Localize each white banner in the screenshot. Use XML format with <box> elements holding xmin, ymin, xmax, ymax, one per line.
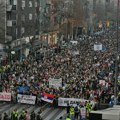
<box><xmin>72</xmin><ymin>51</ymin><xmax>79</xmax><ymax>55</ymax></box>
<box><xmin>70</xmin><ymin>41</ymin><xmax>78</xmax><ymax>44</ymax></box>
<box><xmin>94</xmin><ymin>44</ymin><xmax>102</xmax><ymax>51</ymax></box>
<box><xmin>58</xmin><ymin>98</ymin><xmax>88</xmax><ymax>107</ymax></box>
<box><xmin>0</xmin><ymin>92</ymin><xmax>11</xmax><ymax>101</ymax></box>
<box><xmin>49</xmin><ymin>78</ymin><xmax>62</xmax><ymax>88</ymax></box>
<box><xmin>17</xmin><ymin>94</ymin><xmax>36</xmax><ymax>105</ymax></box>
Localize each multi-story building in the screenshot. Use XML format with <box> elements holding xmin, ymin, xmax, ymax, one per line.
<box><xmin>6</xmin><ymin>0</ymin><xmax>39</xmax><ymax>44</ymax></box>
<box><xmin>82</xmin><ymin>0</ymin><xmax>117</xmax><ymax>33</ymax></box>
<box><xmin>0</xmin><ymin>0</ymin><xmax>7</xmax><ymax>59</ymax></box>
<box><xmin>4</xmin><ymin>0</ymin><xmax>40</xmax><ymax>59</ymax></box>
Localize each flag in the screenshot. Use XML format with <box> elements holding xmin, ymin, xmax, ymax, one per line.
<box><xmin>41</xmin><ymin>92</ymin><xmax>55</xmax><ymax>103</ymax></box>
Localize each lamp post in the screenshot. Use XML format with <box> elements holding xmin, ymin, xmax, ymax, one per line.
<box><xmin>11</xmin><ymin>51</ymin><xmax>15</xmax><ymax>64</ymax></box>
<box><xmin>114</xmin><ymin>0</ymin><xmax>119</xmax><ymax>104</ymax></box>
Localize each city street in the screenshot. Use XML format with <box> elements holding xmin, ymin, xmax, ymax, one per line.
<box><xmin>0</xmin><ymin>0</ymin><xmax>119</xmax><ymax>120</ymax></box>
<box><xmin>0</xmin><ymin>103</ymin><xmax>66</xmax><ymax>120</ymax></box>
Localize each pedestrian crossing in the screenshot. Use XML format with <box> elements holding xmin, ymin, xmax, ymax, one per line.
<box><xmin>0</xmin><ymin>103</ymin><xmax>66</xmax><ymax>120</ymax></box>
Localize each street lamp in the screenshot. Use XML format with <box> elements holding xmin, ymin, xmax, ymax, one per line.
<box><xmin>11</xmin><ymin>51</ymin><xmax>15</xmax><ymax>55</ymax></box>
<box><xmin>11</xmin><ymin>51</ymin><xmax>15</xmax><ymax>64</ymax></box>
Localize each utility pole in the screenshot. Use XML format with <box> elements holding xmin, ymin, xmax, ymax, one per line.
<box><xmin>114</xmin><ymin>0</ymin><xmax>119</xmax><ymax>104</ymax></box>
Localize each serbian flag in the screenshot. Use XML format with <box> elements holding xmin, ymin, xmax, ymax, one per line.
<box><xmin>41</xmin><ymin>92</ymin><xmax>55</xmax><ymax>103</ymax></box>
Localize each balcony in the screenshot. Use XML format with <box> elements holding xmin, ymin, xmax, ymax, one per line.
<box><xmin>7</xmin><ymin>20</ymin><xmax>16</xmax><ymax>27</ymax></box>
<box><xmin>7</xmin><ymin>20</ymin><xmax>12</xmax><ymax>27</ymax></box>
<box><xmin>6</xmin><ymin>35</ymin><xmax>12</xmax><ymax>41</ymax></box>
<box><xmin>7</xmin><ymin>5</ymin><xmax>12</xmax><ymax>11</ymax></box>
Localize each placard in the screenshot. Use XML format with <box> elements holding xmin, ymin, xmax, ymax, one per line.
<box><xmin>0</xmin><ymin>92</ymin><xmax>11</xmax><ymax>101</ymax></box>
<box><xmin>17</xmin><ymin>94</ymin><xmax>36</xmax><ymax>104</ymax></box>
<box><xmin>58</xmin><ymin>98</ymin><xmax>88</xmax><ymax>107</ymax></box>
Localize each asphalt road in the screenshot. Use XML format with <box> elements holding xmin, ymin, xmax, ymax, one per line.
<box><xmin>0</xmin><ymin>103</ymin><xmax>66</xmax><ymax>120</ymax></box>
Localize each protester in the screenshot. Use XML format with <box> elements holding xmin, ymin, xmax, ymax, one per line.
<box><xmin>36</xmin><ymin>111</ymin><xmax>42</xmax><ymax>120</ymax></box>
<box><xmin>66</xmin><ymin>115</ymin><xmax>71</xmax><ymax>120</ymax></box>
<box><xmin>30</xmin><ymin>111</ymin><xmax>36</xmax><ymax>120</ymax></box>
<box><xmin>0</xmin><ymin>27</ymin><xmax>118</xmax><ymax>119</ymax></box>
<box><xmin>25</xmin><ymin>111</ymin><xmax>29</xmax><ymax>120</ymax></box>
<box><xmin>0</xmin><ymin>113</ymin><xmax>2</xmax><ymax>120</ymax></box>
<box><xmin>11</xmin><ymin>109</ymin><xmax>18</xmax><ymax>120</ymax></box>
<box><xmin>66</xmin><ymin>103</ymin><xmax>70</xmax><ymax>115</ymax></box>
<box><xmin>74</xmin><ymin>104</ymin><xmax>80</xmax><ymax>120</ymax></box>
<box><xmin>3</xmin><ymin>113</ymin><xmax>9</xmax><ymax>120</ymax></box>
<box><xmin>70</xmin><ymin>105</ymin><xmax>75</xmax><ymax>120</ymax></box>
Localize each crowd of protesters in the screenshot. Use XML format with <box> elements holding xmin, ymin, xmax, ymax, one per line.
<box><xmin>0</xmin><ymin>27</ymin><xmax>119</xmax><ymax>107</ymax></box>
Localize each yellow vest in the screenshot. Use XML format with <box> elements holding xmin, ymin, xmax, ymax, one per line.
<box><xmin>66</xmin><ymin>118</ymin><xmax>71</xmax><ymax>120</ymax></box>
<box><xmin>13</xmin><ymin>111</ymin><xmax>18</xmax><ymax>117</ymax></box>
<box><xmin>70</xmin><ymin>107</ymin><xmax>74</xmax><ymax>115</ymax></box>
<box><xmin>15</xmin><ymin>111</ymin><xmax>18</xmax><ymax>117</ymax></box>
<box><xmin>118</xmin><ymin>80</ymin><xmax>120</xmax><ymax>85</ymax></box>
<box><xmin>118</xmin><ymin>92</ymin><xmax>120</xmax><ymax>96</ymax></box>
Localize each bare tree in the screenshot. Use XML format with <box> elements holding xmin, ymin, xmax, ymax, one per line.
<box><xmin>0</xmin><ymin>0</ymin><xmax>5</xmax><ymax>44</ymax></box>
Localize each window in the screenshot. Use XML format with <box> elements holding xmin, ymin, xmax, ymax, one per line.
<box><xmin>21</xmin><ymin>27</ymin><xmax>25</xmax><ymax>34</ymax></box>
<box><xmin>6</xmin><ymin>0</ymin><xmax>10</xmax><ymax>5</ymax></box>
<box><xmin>29</xmin><ymin>1</ymin><xmax>32</xmax><ymax>7</ymax></box>
<box><xmin>35</xmin><ymin>2</ymin><xmax>37</xmax><ymax>7</ymax></box>
<box><xmin>21</xmin><ymin>14</ymin><xmax>25</xmax><ymax>21</ymax></box>
<box><xmin>10</xmin><ymin>0</ymin><xmax>13</xmax><ymax>5</ymax></box>
<box><xmin>16</xmin><ymin>28</ymin><xmax>17</xmax><ymax>35</ymax></box>
<box><xmin>6</xmin><ymin>0</ymin><xmax>13</xmax><ymax>5</ymax></box>
<box><xmin>22</xmin><ymin>0</ymin><xmax>25</xmax><ymax>8</ymax></box>
<box><xmin>29</xmin><ymin>13</ymin><xmax>32</xmax><ymax>20</ymax></box>
<box><xmin>13</xmin><ymin>0</ymin><xmax>17</xmax><ymax>5</ymax></box>
<box><xmin>7</xmin><ymin>13</ymin><xmax>12</xmax><ymax>20</ymax></box>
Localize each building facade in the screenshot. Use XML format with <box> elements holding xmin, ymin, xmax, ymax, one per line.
<box><xmin>6</xmin><ymin>0</ymin><xmax>39</xmax><ymax>46</ymax></box>
<box><xmin>0</xmin><ymin>0</ymin><xmax>6</xmax><ymax>45</ymax></box>
<box><xmin>82</xmin><ymin>0</ymin><xmax>117</xmax><ymax>34</ymax></box>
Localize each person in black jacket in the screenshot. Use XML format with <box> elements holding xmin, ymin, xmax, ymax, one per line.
<box><xmin>36</xmin><ymin>111</ymin><xmax>43</xmax><ymax>120</ymax></box>
<box><xmin>3</xmin><ymin>113</ymin><xmax>9</xmax><ymax>120</ymax></box>
<box><xmin>0</xmin><ymin>113</ymin><xmax>2</xmax><ymax>120</ymax></box>
<box><xmin>66</xmin><ymin>103</ymin><xmax>70</xmax><ymax>115</ymax></box>
<box><xmin>30</xmin><ymin>111</ymin><xmax>36</xmax><ymax>120</ymax></box>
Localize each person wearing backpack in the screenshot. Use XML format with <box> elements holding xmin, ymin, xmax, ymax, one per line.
<box><xmin>74</xmin><ymin>104</ymin><xmax>80</xmax><ymax>120</ymax></box>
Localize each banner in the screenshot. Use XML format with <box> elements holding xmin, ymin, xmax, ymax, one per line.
<box><xmin>72</xmin><ymin>51</ymin><xmax>79</xmax><ymax>55</ymax></box>
<box><xmin>41</xmin><ymin>92</ymin><xmax>54</xmax><ymax>103</ymax></box>
<box><xmin>94</xmin><ymin>44</ymin><xmax>102</xmax><ymax>51</ymax></box>
<box><xmin>58</xmin><ymin>98</ymin><xmax>88</xmax><ymax>107</ymax></box>
<box><xmin>70</xmin><ymin>41</ymin><xmax>78</xmax><ymax>44</ymax></box>
<box><xmin>0</xmin><ymin>92</ymin><xmax>11</xmax><ymax>101</ymax></box>
<box><xmin>17</xmin><ymin>94</ymin><xmax>36</xmax><ymax>105</ymax></box>
<box><xmin>49</xmin><ymin>78</ymin><xmax>62</xmax><ymax>88</ymax></box>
